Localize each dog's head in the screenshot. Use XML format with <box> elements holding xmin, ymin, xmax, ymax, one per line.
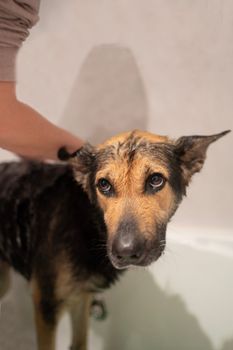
<box><xmin>58</xmin><ymin>130</ymin><xmax>230</xmax><ymax>269</ymax></box>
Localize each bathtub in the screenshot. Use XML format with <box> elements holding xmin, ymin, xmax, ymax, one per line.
<box><xmin>54</xmin><ymin>225</ymin><xmax>233</xmax><ymax>350</ymax></box>
<box><xmin>1</xmin><ymin>228</ymin><xmax>232</xmax><ymax>350</ymax></box>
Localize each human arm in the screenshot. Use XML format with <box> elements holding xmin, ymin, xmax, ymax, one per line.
<box><xmin>0</xmin><ymin>82</ymin><xmax>84</xmax><ymax>160</ymax></box>
<box><xmin>0</xmin><ymin>1</ymin><xmax>84</xmax><ymax>160</ymax></box>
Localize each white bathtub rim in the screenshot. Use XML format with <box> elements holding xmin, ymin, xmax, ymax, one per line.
<box><xmin>167</xmin><ymin>225</ymin><xmax>233</xmax><ymax>259</ymax></box>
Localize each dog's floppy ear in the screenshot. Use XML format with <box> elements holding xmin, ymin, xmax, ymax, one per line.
<box><xmin>58</xmin><ymin>143</ymin><xmax>96</xmax><ymax>189</ymax></box>
<box><xmin>175</xmin><ymin>130</ymin><xmax>230</xmax><ymax>185</ymax></box>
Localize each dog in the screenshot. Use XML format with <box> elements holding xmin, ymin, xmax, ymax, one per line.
<box><xmin>0</xmin><ymin>129</ymin><xmax>229</xmax><ymax>350</ymax></box>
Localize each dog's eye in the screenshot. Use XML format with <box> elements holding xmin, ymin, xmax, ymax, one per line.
<box><xmin>146</xmin><ymin>173</ymin><xmax>165</xmax><ymax>193</ymax></box>
<box><xmin>97</xmin><ymin>178</ymin><xmax>112</xmax><ymax>194</ymax></box>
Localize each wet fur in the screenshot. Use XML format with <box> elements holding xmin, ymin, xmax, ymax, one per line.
<box><xmin>0</xmin><ymin>162</ymin><xmax>121</xmax><ymax>349</ymax></box>
<box><xmin>0</xmin><ymin>129</ymin><xmax>229</xmax><ymax>350</ymax></box>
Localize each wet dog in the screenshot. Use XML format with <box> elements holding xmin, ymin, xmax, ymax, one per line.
<box><xmin>0</xmin><ymin>130</ymin><xmax>229</xmax><ymax>350</ymax></box>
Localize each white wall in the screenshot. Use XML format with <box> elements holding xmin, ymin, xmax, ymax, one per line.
<box><xmin>13</xmin><ymin>0</ymin><xmax>232</xmax><ymax>232</ymax></box>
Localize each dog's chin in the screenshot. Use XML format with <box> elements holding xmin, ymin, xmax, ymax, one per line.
<box><xmin>109</xmin><ymin>250</ymin><xmax>164</xmax><ymax>270</ymax></box>
<box><xmin>110</xmin><ymin>259</ymin><xmax>130</xmax><ymax>270</ymax></box>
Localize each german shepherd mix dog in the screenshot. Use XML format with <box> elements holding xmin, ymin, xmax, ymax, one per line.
<box><xmin>0</xmin><ymin>130</ymin><xmax>230</xmax><ymax>350</ymax></box>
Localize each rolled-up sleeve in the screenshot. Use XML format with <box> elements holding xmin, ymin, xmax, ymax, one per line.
<box><xmin>0</xmin><ymin>0</ymin><xmax>40</xmax><ymax>81</ymax></box>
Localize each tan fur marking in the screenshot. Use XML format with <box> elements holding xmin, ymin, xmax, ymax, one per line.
<box><xmin>34</xmin><ymin>310</ymin><xmax>56</xmax><ymax>350</ymax></box>
<box><xmin>69</xmin><ymin>293</ymin><xmax>93</xmax><ymax>350</ymax></box>
<box><xmin>131</xmin><ymin>186</ymin><xmax>176</xmax><ymax>238</ymax></box>
<box><xmin>95</xmin><ymin>142</ymin><xmax>176</xmax><ymax>240</ymax></box>
<box><xmin>55</xmin><ymin>253</ymin><xmax>74</xmax><ymax>301</ymax></box>
<box><xmin>31</xmin><ymin>277</ymin><xmax>41</xmax><ymax>305</ymax></box>
<box><xmin>31</xmin><ymin>278</ymin><xmax>56</xmax><ymax>350</ymax></box>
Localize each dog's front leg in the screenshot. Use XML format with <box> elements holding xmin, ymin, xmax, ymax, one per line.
<box><xmin>34</xmin><ymin>307</ymin><xmax>57</xmax><ymax>350</ymax></box>
<box><xmin>69</xmin><ymin>293</ymin><xmax>93</xmax><ymax>350</ymax></box>
<box><xmin>32</xmin><ymin>279</ymin><xmax>60</xmax><ymax>350</ymax></box>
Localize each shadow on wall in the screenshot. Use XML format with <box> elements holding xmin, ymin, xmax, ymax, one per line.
<box><xmin>60</xmin><ymin>44</ymin><xmax>148</xmax><ymax>144</ymax></box>
<box><xmin>92</xmin><ymin>269</ymin><xmax>232</xmax><ymax>350</ymax></box>
<box><xmin>221</xmin><ymin>339</ymin><xmax>233</xmax><ymax>350</ymax></box>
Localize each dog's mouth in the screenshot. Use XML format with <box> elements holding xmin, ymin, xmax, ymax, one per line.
<box><xmin>108</xmin><ymin>239</ymin><xmax>166</xmax><ymax>270</ymax></box>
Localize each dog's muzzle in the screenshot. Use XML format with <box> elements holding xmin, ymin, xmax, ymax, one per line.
<box><xmin>110</xmin><ymin>230</ymin><xmax>146</xmax><ymax>269</ymax></box>
<box><xmin>109</xmin><ymin>231</ymin><xmax>165</xmax><ymax>269</ymax></box>
<box><xmin>108</xmin><ymin>218</ymin><xmax>166</xmax><ymax>269</ymax></box>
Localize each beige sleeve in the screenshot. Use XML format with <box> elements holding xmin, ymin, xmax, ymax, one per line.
<box><xmin>0</xmin><ymin>0</ymin><xmax>40</xmax><ymax>81</ymax></box>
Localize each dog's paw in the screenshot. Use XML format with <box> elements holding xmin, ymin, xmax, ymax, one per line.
<box><xmin>90</xmin><ymin>298</ymin><xmax>108</xmax><ymax>321</ymax></box>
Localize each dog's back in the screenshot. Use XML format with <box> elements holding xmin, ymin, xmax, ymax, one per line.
<box><xmin>0</xmin><ymin>162</ymin><xmax>70</xmax><ymax>278</ymax></box>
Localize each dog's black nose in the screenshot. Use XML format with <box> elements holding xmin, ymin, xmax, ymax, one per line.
<box><xmin>111</xmin><ymin>231</ymin><xmax>145</xmax><ymax>267</ymax></box>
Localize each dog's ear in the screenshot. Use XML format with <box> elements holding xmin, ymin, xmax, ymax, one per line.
<box><xmin>58</xmin><ymin>143</ymin><xmax>96</xmax><ymax>189</ymax></box>
<box><xmin>175</xmin><ymin>130</ymin><xmax>230</xmax><ymax>185</ymax></box>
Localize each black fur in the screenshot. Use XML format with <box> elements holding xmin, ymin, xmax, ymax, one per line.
<box><xmin>0</xmin><ymin>161</ymin><xmax>121</xmax><ymax>286</ymax></box>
